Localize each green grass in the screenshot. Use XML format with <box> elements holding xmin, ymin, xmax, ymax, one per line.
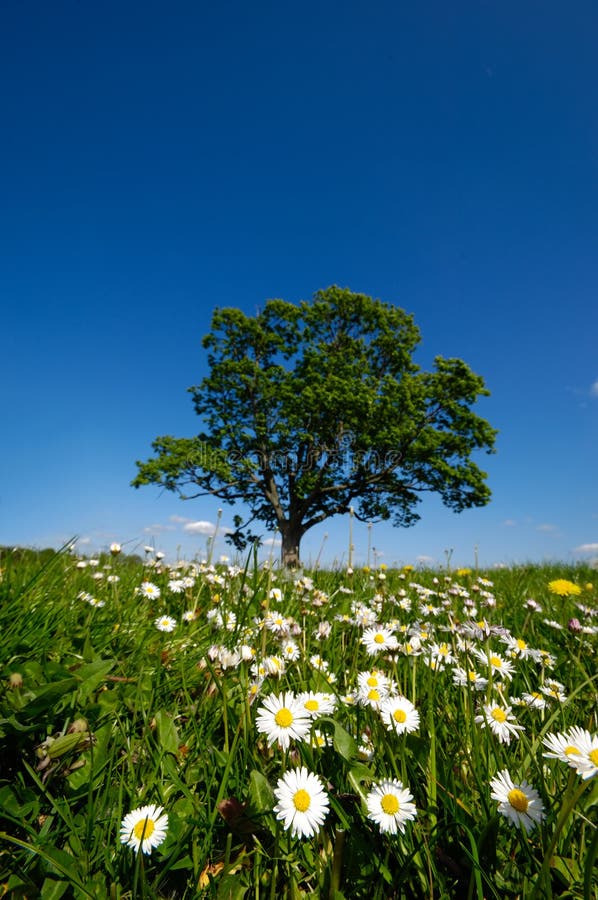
<box><xmin>0</xmin><ymin>545</ymin><xmax>596</xmax><ymax>898</ymax></box>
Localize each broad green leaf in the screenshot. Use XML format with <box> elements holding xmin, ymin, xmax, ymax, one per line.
<box><xmin>73</xmin><ymin>660</ymin><xmax>115</xmax><ymax>697</ymax></box>
<box><xmin>41</xmin><ymin>876</ymin><xmax>69</xmax><ymax>900</ymax></box>
<box><xmin>331</xmin><ymin>720</ymin><xmax>358</xmax><ymax>762</ymax></box>
<box><xmin>154</xmin><ymin>708</ymin><xmax>180</xmax><ymax>756</ymax></box>
<box><xmin>248</xmin><ymin>769</ymin><xmax>274</xmax><ymax>813</ymax></box>
<box><xmin>20</xmin><ymin>679</ymin><xmax>78</xmax><ymax>719</ymax></box>
<box><xmin>216</xmin><ymin>873</ymin><xmax>248</xmax><ymax>900</ymax></box>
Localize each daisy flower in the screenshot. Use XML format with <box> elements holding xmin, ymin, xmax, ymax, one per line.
<box><xmin>428</xmin><ymin>641</ymin><xmax>455</xmax><ymax>666</ymax></box>
<box><xmin>366</xmin><ymin>779</ymin><xmax>417</xmax><ymax>834</ymax></box>
<box><xmin>296</xmin><ymin>691</ymin><xmax>337</xmax><ymax>718</ymax></box>
<box><xmin>357</xmin><ymin>670</ymin><xmax>391</xmax><ymax>697</ymax></box>
<box><xmin>361</xmin><ymin>626</ymin><xmax>399</xmax><ymax>655</ymax></box>
<box><xmin>452</xmin><ymin>666</ymin><xmax>488</xmax><ymax>691</ymax></box>
<box><xmin>311</xmin><ymin>728</ymin><xmax>331</xmax><ymax>749</ymax></box>
<box><xmin>120</xmin><ymin>803</ymin><xmax>168</xmax><ymax>854</ymax></box>
<box><xmin>521</xmin><ymin>691</ymin><xmax>548</xmax><ymax>710</ymax></box>
<box><xmin>264</xmin><ymin>612</ymin><xmax>290</xmax><ymax>635</ymax></box>
<box><xmin>489</xmin><ymin>770</ymin><xmax>545</xmax><ymax>833</ymax></box>
<box><xmin>273</xmin><ymin>767</ymin><xmax>329</xmax><ymax>838</ymax></box>
<box><xmin>380</xmin><ymin>695</ymin><xmax>420</xmax><ymax>735</ymax></box>
<box><xmin>281</xmin><ymin>639</ymin><xmax>301</xmax><ymax>661</ymax></box>
<box><xmin>473</xmin><ymin>648</ymin><xmax>515</xmax><ymax>680</ymax></box>
<box><xmin>312</xmin><ymin>620</ymin><xmax>332</xmax><ymax>640</ymax></box>
<box><xmin>544</xmin><ymin>727</ymin><xmax>598</xmax><ymax>779</ymax></box>
<box><xmin>139</xmin><ymin>582</ymin><xmax>161</xmax><ymax>599</ymax></box>
<box><xmin>358</xmin><ymin>732</ymin><xmax>375</xmax><ymax>760</ymax></box>
<box><xmin>255</xmin><ymin>693</ymin><xmax>311</xmax><ymax>750</ymax></box>
<box><xmin>542</xmin><ymin>727</ymin><xmax>586</xmax><ymax>765</ymax></box>
<box><xmin>475</xmin><ymin>703</ymin><xmax>524</xmax><ymax>744</ymax></box>
<box><xmin>358</xmin><ymin>686</ymin><xmax>386</xmax><ymax>709</ymax></box>
<box><xmin>525</xmin><ymin>598</ymin><xmax>542</xmax><ymax>612</ymax></box>
<box><xmin>155</xmin><ymin>615</ymin><xmax>176</xmax><ymax>633</ymax></box>
<box><xmin>573</xmin><ymin>730</ymin><xmax>598</xmax><ymax>779</ymax></box>
<box><xmin>263</xmin><ymin>655</ymin><xmax>286</xmax><ymax>677</ymax></box>
<box><xmin>309</xmin><ymin>654</ymin><xmax>330</xmax><ymax>672</ymax></box>
<box><xmin>502</xmin><ymin>635</ymin><xmax>532</xmax><ymax>659</ymax></box>
<box><xmin>540</xmin><ymin>680</ymin><xmax>567</xmax><ymax>703</ymax></box>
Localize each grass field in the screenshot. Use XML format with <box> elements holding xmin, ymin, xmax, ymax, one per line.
<box><xmin>0</xmin><ymin>544</ymin><xmax>596</xmax><ymax>898</ymax></box>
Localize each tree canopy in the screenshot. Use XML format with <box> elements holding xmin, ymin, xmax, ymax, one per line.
<box><xmin>133</xmin><ymin>286</ymin><xmax>497</xmax><ymax>566</ymax></box>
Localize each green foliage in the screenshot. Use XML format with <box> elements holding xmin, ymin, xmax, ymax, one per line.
<box><xmin>133</xmin><ymin>287</ymin><xmax>497</xmax><ymax>564</ymax></box>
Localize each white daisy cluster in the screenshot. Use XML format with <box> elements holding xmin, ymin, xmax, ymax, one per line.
<box><xmin>109</xmin><ymin>562</ymin><xmax>594</xmax><ymax>859</ymax></box>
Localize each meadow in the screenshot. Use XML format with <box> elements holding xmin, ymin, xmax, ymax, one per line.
<box><xmin>0</xmin><ymin>544</ymin><xmax>596</xmax><ymax>899</ymax></box>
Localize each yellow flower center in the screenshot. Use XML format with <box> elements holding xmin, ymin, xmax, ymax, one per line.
<box><xmin>133</xmin><ymin>817</ymin><xmax>155</xmax><ymax>840</ymax></box>
<box><xmin>305</xmin><ymin>699</ymin><xmax>319</xmax><ymax>711</ymax></box>
<box><xmin>468</xmin><ymin>671</ymin><xmax>478</xmax><ymax>682</ymax></box>
<box><xmin>491</xmin><ymin>708</ymin><xmax>507</xmax><ymax>722</ymax></box>
<box><xmin>507</xmin><ymin>789</ymin><xmax>529</xmax><ymax>813</ymax></box>
<box><xmin>380</xmin><ymin>794</ymin><xmax>400</xmax><ymax>815</ymax></box>
<box><xmin>374</xmin><ymin>633</ymin><xmax>385</xmax><ymax>644</ymax></box>
<box><xmin>490</xmin><ymin>656</ymin><xmax>502</xmax><ymax>667</ymax></box>
<box><xmin>438</xmin><ymin>644</ymin><xmax>449</xmax><ymax>656</ymax></box>
<box><xmin>367</xmin><ymin>675</ymin><xmax>379</xmax><ymax>687</ymax></box>
<box><xmin>589</xmin><ymin>749</ymin><xmax>598</xmax><ymax>766</ymax></box>
<box><xmin>275</xmin><ymin>708</ymin><xmax>293</xmax><ymax>728</ymax></box>
<box><xmin>393</xmin><ymin>709</ymin><xmax>407</xmax><ymax>723</ymax></box>
<box><xmin>368</xmin><ymin>689</ymin><xmax>381</xmax><ymax>702</ymax></box>
<box><xmin>564</xmin><ymin>745</ymin><xmax>580</xmax><ymax>756</ymax></box>
<box><xmin>516</xmin><ymin>638</ymin><xmax>527</xmax><ymax>650</ymax></box>
<box><xmin>293</xmin><ymin>789</ymin><xmax>311</xmax><ymax>812</ymax></box>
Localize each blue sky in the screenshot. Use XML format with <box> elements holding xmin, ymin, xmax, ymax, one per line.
<box><xmin>1</xmin><ymin>0</ymin><xmax>597</xmax><ymax>569</ymax></box>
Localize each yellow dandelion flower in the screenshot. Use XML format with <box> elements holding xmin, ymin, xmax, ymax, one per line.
<box><xmin>548</xmin><ymin>579</ymin><xmax>581</xmax><ymax>597</ymax></box>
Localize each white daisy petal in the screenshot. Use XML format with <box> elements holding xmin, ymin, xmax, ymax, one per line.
<box><xmin>273</xmin><ymin>767</ymin><xmax>329</xmax><ymax>838</ymax></box>
<box><xmin>120</xmin><ymin>803</ymin><xmax>168</xmax><ymax>854</ymax></box>
<box><xmin>489</xmin><ymin>770</ymin><xmax>544</xmax><ymax>833</ymax></box>
<box><xmin>366</xmin><ymin>779</ymin><xmax>417</xmax><ymax>834</ymax></box>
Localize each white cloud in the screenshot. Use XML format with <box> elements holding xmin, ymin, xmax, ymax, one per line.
<box><xmin>170</xmin><ymin>514</ymin><xmax>191</xmax><ymax>524</ymax></box>
<box><xmin>590</xmin><ymin>380</ymin><xmax>598</xmax><ymax>398</ymax></box>
<box><xmin>416</xmin><ymin>554</ymin><xmax>435</xmax><ymax>564</ymax></box>
<box><xmin>262</xmin><ymin>536</ymin><xmax>282</xmax><ymax>546</ymax></box>
<box><xmin>502</xmin><ymin>519</ymin><xmax>517</xmax><ymax>527</ymax></box>
<box><xmin>536</xmin><ymin>523</ymin><xmax>558</xmax><ymax>533</ymax></box>
<box><xmin>183</xmin><ymin>520</ymin><xmax>233</xmax><ymax>535</ymax></box>
<box><xmin>573</xmin><ymin>542</ymin><xmax>598</xmax><ymax>554</ymax></box>
<box><xmin>183</xmin><ymin>520</ymin><xmax>218</xmax><ymax>535</ymax></box>
<box><xmin>143</xmin><ymin>523</ymin><xmax>175</xmax><ymax>534</ymax></box>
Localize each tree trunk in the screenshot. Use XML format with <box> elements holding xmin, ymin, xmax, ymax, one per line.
<box><xmin>280</xmin><ymin>521</ymin><xmax>302</xmax><ymax>568</ymax></box>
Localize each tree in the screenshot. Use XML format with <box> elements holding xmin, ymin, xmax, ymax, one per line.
<box><xmin>132</xmin><ymin>286</ymin><xmax>497</xmax><ymax>566</ymax></box>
